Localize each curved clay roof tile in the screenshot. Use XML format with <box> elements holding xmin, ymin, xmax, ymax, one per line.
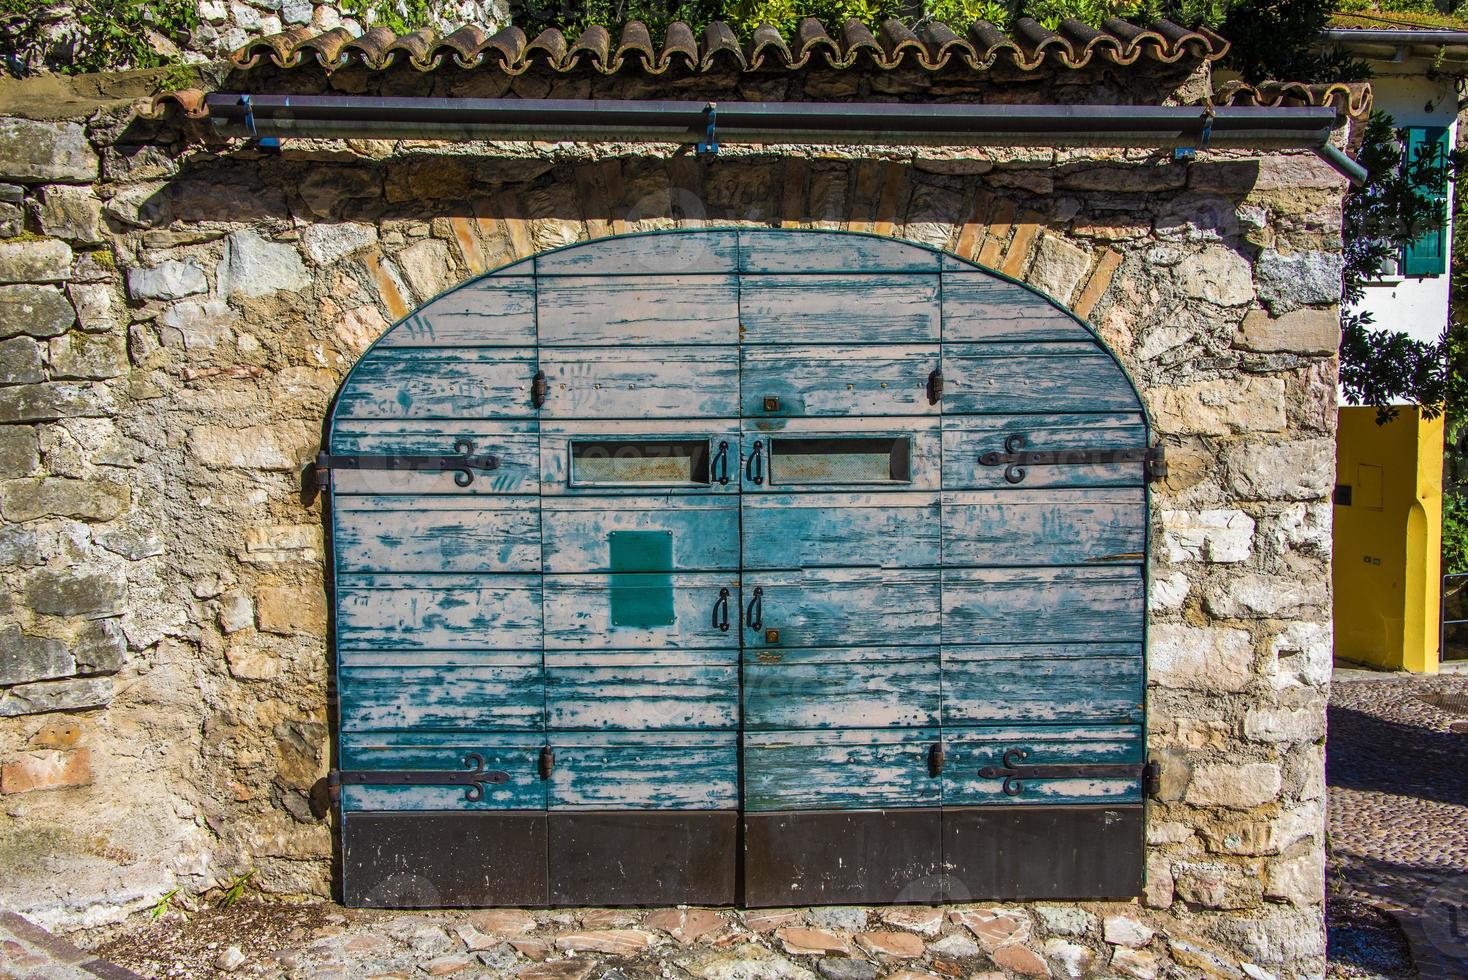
<box><xmin>660</xmin><ymin>21</ymin><xmax>700</xmax><ymax>71</ymax></box>
<box><xmin>525</xmin><ymin>26</ymin><xmax>569</xmax><ymax>69</ymax></box>
<box><xmin>482</xmin><ymin>25</ymin><xmax>527</xmax><ymax>74</ymax></box>
<box><xmin>1213</xmin><ymin>79</ymin><xmax>1372</xmax><ymax>117</ymax></box>
<box><xmin>437</xmin><ymin>24</ymin><xmax>489</xmax><ymax>68</ymax></box>
<box><xmin>747</xmin><ymin>22</ymin><xmax>794</xmax><ymax>70</ymax></box>
<box><xmin>699</xmin><ymin>20</ymin><xmax>746</xmax><ymax>71</ymax></box>
<box><xmin>1056</xmin><ymin>17</ymin><xmax>1119</xmax><ymax>65</ymax></box>
<box><xmin>565</xmin><ymin>24</ymin><xmax>613</xmax><ymax>71</ymax></box>
<box><xmin>387</xmin><ymin>28</ymin><xmax>442</xmax><ymax>71</ymax></box>
<box><xmin>148</xmin><ymin>88</ymin><xmax>210</xmax><ymax>119</ymax></box>
<box><xmin>1009</xmin><ymin>17</ymin><xmax>1064</xmax><ymax>69</ymax></box>
<box><xmin>232</xmin><ymin>24</ymin><xmax>315</xmax><ymax>69</ymax></box>
<box><xmin>877</xmin><ymin>18</ymin><xmax>927</xmax><ymax>68</ymax></box>
<box><xmin>296</xmin><ymin>26</ymin><xmax>355</xmax><ymax>70</ymax></box>
<box><xmin>614</xmin><ymin>21</ymin><xmax>658</xmax><ymax>73</ymax></box>
<box><xmin>344</xmin><ymin>27</ymin><xmax>401</xmax><ymax>70</ymax></box>
<box><xmin>914</xmin><ymin>19</ymin><xmax>975</xmax><ymax>70</ymax></box>
<box><xmin>794</xmin><ymin>17</ymin><xmax>841</xmax><ymax>68</ymax></box>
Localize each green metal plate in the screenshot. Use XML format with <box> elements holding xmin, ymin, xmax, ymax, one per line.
<box><xmin>610</xmin><ymin>531</ymin><xmax>675</xmax><ymax>627</ymax></box>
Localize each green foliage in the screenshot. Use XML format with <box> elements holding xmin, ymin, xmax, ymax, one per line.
<box><xmin>0</xmin><ymin>0</ymin><xmax>199</xmax><ymax>75</ymax></box>
<box><xmin>149</xmin><ymin>887</ymin><xmax>182</xmax><ymax>921</ymax></box>
<box><xmin>1443</xmin><ymin>485</ymin><xmax>1468</xmax><ymax>575</ymax></box>
<box><xmin>1219</xmin><ymin>0</ymin><xmax>1370</xmax><ymax>84</ymax></box>
<box><xmin>217</xmin><ymin>869</ymin><xmax>255</xmax><ymax>909</ymax></box>
<box><xmin>341</xmin><ymin>0</ymin><xmax>439</xmax><ymax>34</ymax></box>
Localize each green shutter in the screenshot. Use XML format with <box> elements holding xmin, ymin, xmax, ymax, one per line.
<box><xmin>1402</xmin><ymin>126</ymin><xmax>1451</xmax><ymax>277</ymax></box>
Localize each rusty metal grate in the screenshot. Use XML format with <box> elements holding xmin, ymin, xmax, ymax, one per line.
<box><xmin>1415</xmin><ymin>693</ymin><xmax>1468</xmax><ymax>716</ymax></box>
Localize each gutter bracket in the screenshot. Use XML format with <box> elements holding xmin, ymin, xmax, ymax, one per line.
<box><xmin>1173</xmin><ymin>106</ymin><xmax>1214</xmax><ymax>162</ymax></box>
<box><xmin>239</xmin><ymin>94</ymin><xmax>281</xmax><ymax>152</ymax></box>
<box><xmin>696</xmin><ymin>101</ymin><xmax>719</xmax><ymax>157</ymax></box>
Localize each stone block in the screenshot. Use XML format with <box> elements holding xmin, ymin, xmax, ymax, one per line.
<box><xmin>1143</xmin><ymin>853</ymin><xmax>1173</xmax><ymax>909</ymax></box>
<box><xmin>1026</xmin><ymin>235</ymin><xmax>1091</xmax><ymax>306</ymax></box>
<box><xmin>1255</xmin><ymin>250</ymin><xmax>1343</xmax><ymax>314</ymax></box>
<box><xmin>302</xmin><ymin>222</ymin><xmax>378</xmax><ymax>266</ymax></box>
<box><xmin>158</xmin><ymin>298</ymin><xmax>237</xmax><ymax>349</ymax></box>
<box><xmin>1032</xmin><ymin>906</ymin><xmax>1095</xmax><ymax>937</ymax></box>
<box><xmin>1060</xmin><ymin>164</ymin><xmax>1186</xmax><ymax>193</ymax></box>
<box><xmin>1243</xmin><ymin>705</ymin><xmax>1325</xmax><ymax>744</ymax></box>
<box><xmin>1148</xmin><ymin>377</ymin><xmax>1285</xmax><ymax>435</ymax></box>
<box><xmin>1174</xmin><ymin>247</ymin><xmax>1253</xmax><ymax>306</ymax></box>
<box><xmin>0</xmin><ymin>524</ymin><xmax>40</xmax><ymax>565</ymax></box>
<box><xmin>0</xmin><ymin>239</ymin><xmax>72</xmax><ymax>284</ymax></box>
<box><xmin>0</xmin><ymin>120</ymin><xmax>98</xmax><ymax>182</ymax></box>
<box><xmin>72</xmin><ymin>618</ymin><xmax>127</xmax><ymax>674</ymax></box>
<box><xmin>0</xmin><ymin>382</ymin><xmax>112</xmax><ymax>422</ymax></box>
<box><xmin>990</xmin><ymin>944</ymin><xmax>1051</xmax><ymax>976</ymax></box>
<box><xmin>1205</xmin><ymin>572</ymin><xmax>1326</xmax><ymax>619</ymax></box>
<box><xmin>188</xmin><ymin>421</ymin><xmax>317</xmax><ymax>472</ymax></box>
<box><xmin>397</xmin><ymin>238</ymin><xmax>456</xmax><ymax>302</ymax></box>
<box><xmin>1225</xmin><ymin>439</ymin><xmax>1333</xmax><ymax>501</ymax></box>
<box><xmin>0</xmin><ymin>201</ymin><xmax>20</xmax><ymax>237</ymax></box>
<box><xmin>0</xmin><ymin>624</ymin><xmax>74</xmax><ymax>685</ymax></box>
<box><xmin>243</xmin><ymin>523</ymin><xmax>323</xmax><ymax>563</ymax></box>
<box><xmin>1044</xmin><ymin>939</ymin><xmax>1094</xmax><ymax>979</ymax></box>
<box><xmin>1270</xmin><ymin>622</ymin><xmax>1332</xmax><ymax>688</ymax></box>
<box><xmin>1186</xmin><ymin>762</ymin><xmax>1282</xmax><ymax>809</ymax></box>
<box><xmin>217</xmin><ymin>230</ymin><xmax>310</xmax><ymax>300</ymax></box>
<box><xmin>1172</xmin><ymin>862</ymin><xmax>1265</xmax><ymax>909</ymax></box>
<box><xmin>0</xmin><ymin>335</ymin><xmax>42</xmax><ymax>383</ymax></box>
<box><xmin>1148</xmin><ymin>624</ymin><xmax>1254</xmax><ymax>693</ymax></box>
<box><xmin>0</xmin><ymin>676</ymin><xmax>111</xmax><ymax>716</ymax></box>
<box><xmin>1</xmin><ymin>477</ymin><xmax>129</xmax><ymax>521</ymax></box>
<box><xmin>47</xmin><ymin>331</ymin><xmax>126</xmax><ymax>379</ymax></box>
<box><xmin>255</xmin><ymin>584</ymin><xmax>326</xmax><ymax>636</ymax></box>
<box><xmin>951</xmin><ymin>909</ymin><xmax>1030</xmax><ymax>950</ymax></box>
<box><xmin>224</xmin><ymin>638</ymin><xmax>279</xmax><ymax>681</ymax></box>
<box><xmin>67</xmin><ymin>282</ymin><xmax>116</xmax><ymax>332</ymax></box>
<box><xmin>1108</xmin><ymin>947</ymin><xmax>1159</xmax><ymax>979</ymax></box>
<box><xmin>95</xmin><ymin>527</ymin><xmax>164</xmax><ymax>560</ymax></box>
<box><xmin>36</xmin><ymin>186</ymin><xmax>104</xmax><ymax>243</ymax></box>
<box><xmin>1102</xmin><ymin>917</ymin><xmax>1154</xmax><ymax>948</ymax></box>
<box><xmin>1238</xmin><ymin>308</ymin><xmax>1339</xmax><ymax>355</ymax></box>
<box><xmin>854</xmin><ymin>932</ymin><xmax>924</xmax><ymax>958</ymax></box>
<box><xmin>0</xmin><ymin>747</ymin><xmax>92</xmax><ymax>793</ymax></box>
<box><xmin>126</xmin><ymin>260</ymin><xmax>207</xmax><ymax>300</ymax></box>
<box><xmin>1160</xmin><ymin>509</ymin><xmax>1255</xmax><ymax>563</ymax></box>
<box><xmin>776</xmin><ymin>927</ymin><xmax>852</xmax><ymax>956</ymax></box>
<box><xmin>0</xmin><ymin>276</ymin><xmax>74</xmax><ymax>341</ymax></box>
<box><xmin>25</xmin><ymin>567</ymin><xmax>126</xmax><ymax>618</ymax></box>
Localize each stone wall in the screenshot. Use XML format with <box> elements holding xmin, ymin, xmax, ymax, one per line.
<box><xmin>0</xmin><ymin>73</ymin><xmax>1346</xmax><ymax>977</ymax></box>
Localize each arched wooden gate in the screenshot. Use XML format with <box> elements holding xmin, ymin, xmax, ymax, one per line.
<box><xmin>322</xmin><ymin>229</ymin><xmax>1156</xmax><ymax>908</ymax></box>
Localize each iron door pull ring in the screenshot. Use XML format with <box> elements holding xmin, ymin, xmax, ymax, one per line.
<box><xmin>713</xmin><ymin>440</ymin><xmax>731</xmax><ymax>485</ymax></box>
<box><xmin>713</xmin><ymin>587</ymin><xmax>731</xmax><ymax>632</ymax></box>
<box><xmin>747</xmin><ymin>586</ymin><xmax>763</xmax><ymax>631</ymax></box>
<box><xmin>748</xmin><ymin>440</ymin><xmax>764</xmax><ymax>485</ymax></box>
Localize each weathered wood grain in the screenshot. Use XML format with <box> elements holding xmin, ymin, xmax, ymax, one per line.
<box><xmin>942</xmin><ymin>724</ymin><xmax>1144</xmax><ymax>805</ymax></box>
<box><xmin>941</xmin><ymin>645</ymin><xmax>1144</xmax><ymax>724</ymax></box>
<box><xmin>537</xmin><ymin>275</ymin><xmax>739</xmax><ymax>345</ymax></box>
<box><xmin>339</xmin><ymin>665</ymin><xmax>544</xmax><ymax>731</ymax></box>
<box><xmin>338</xmin><ymin>735</ymin><xmax>547</xmax><ymax>811</ymax></box>
<box><xmin>744</xmin><ymin>569</ymin><xmax>941</xmax><ymax>648</ymax></box>
<box><xmin>537</xmin><ymin>230</ymin><xmax>739</xmax><ymax>275</ymax></box>
<box><xmin>336</xmin><ymin>573</ymin><xmax>542</xmax><ymax>650</ymax></box>
<box><xmin>542</xmin><ymin>496</ymin><xmax>738</xmax><ymax>573</ymax></box>
<box><xmin>334</xmin><ymin>496</ymin><xmax>542</xmax><ymax>573</ymax></box>
<box><xmin>941</xmin><ymin>270</ymin><xmax>1089</xmax><ymax>342</ymax></box>
<box><xmin>742</xmin><ymin>492</ymin><xmax>940</xmax><ymax>569</ymax></box>
<box><xmin>537</xmin><ymin>347</ymin><xmax>739</xmax><ymax>419</ymax></box>
<box><xmin>942</xmin><ymin>342</ymin><xmax>1140</xmax><ymax>414</ymax></box>
<box><xmin>738</xmin><ymin>230</ymin><xmax>941</xmax><ymax>274</ymax></box>
<box><xmin>548</xmin><ymin>732</ymin><xmax>738</xmax><ymax>809</ymax></box>
<box><xmin>941</xmin><ymin>567</ymin><xmax>1144</xmax><ymax>645</ymax></box>
<box><xmin>334</xmin><ymin>348</ymin><xmax>538</xmax><ymax>419</ymax></box>
<box><xmin>373</xmin><ymin>277</ymin><xmax>535</xmax><ymax>348</ymax></box>
<box><xmin>543</xmin><ymin>573</ymin><xmax>741</xmax><ymax>649</ymax></box>
<box><xmin>943</xmin><ymin>414</ymin><xmax>1150</xmax><ymax>489</ymax></box>
<box><xmin>546</xmin><ymin>662</ymin><xmax>738</xmax><ymax>730</ymax></box>
<box><xmin>742</xmin><ymin>646</ymin><xmax>940</xmax><ymax>729</ymax></box>
<box><xmin>942</xmin><ymin>489</ymin><xmax>1145</xmax><ymax>566</ymax></box>
<box><xmin>740</xmin><ymin>275</ymin><xmax>940</xmax><ymax>344</ymax></box>
<box><xmin>328</xmin><ymin>421</ymin><xmax>540</xmax><ymax>495</ymax></box>
<box><xmin>741</xmin><ymin>345</ymin><xmax>940</xmax><ymax>417</ymax></box>
<box><xmin>743</xmin><ymin>728</ymin><xmax>942</xmax><ymax>810</ymax></box>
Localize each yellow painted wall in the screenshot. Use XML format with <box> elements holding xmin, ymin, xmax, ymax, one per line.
<box><xmin>1332</xmin><ymin>406</ymin><xmax>1444</xmax><ymax>672</ymax></box>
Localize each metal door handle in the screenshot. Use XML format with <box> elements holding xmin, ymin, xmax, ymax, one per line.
<box><xmin>928</xmin><ymin>742</ymin><xmax>945</xmax><ymax>778</ymax></box>
<box><xmin>746</xmin><ymin>586</ymin><xmax>763</xmax><ymax>631</ymax></box>
<box><xmin>713</xmin><ymin>587</ymin><xmax>731</xmax><ymax>632</ymax></box>
<box><xmin>748</xmin><ymin>440</ymin><xmax>764</xmax><ymax>484</ymax></box>
<box><xmin>713</xmin><ymin>440</ymin><xmax>730</xmax><ymax>486</ymax></box>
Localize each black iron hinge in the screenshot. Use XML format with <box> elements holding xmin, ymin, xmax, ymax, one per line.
<box><xmin>538</xmin><ymin>745</ymin><xmax>555</xmax><ymax>780</ymax></box>
<box><xmin>926</xmin><ymin>368</ymin><xmax>943</xmax><ymax>405</ymax></box>
<box><xmin>531</xmin><ymin>369</ymin><xmax>549</xmax><ymax>408</ymax></box>
<box><xmin>927</xmin><ymin>742</ymin><xmax>946</xmax><ymax>778</ymax></box>
<box><xmin>979</xmin><ymin>433</ymin><xmax>1166</xmax><ymax>484</ymax></box>
<box><xmin>328</xmin><ymin>754</ymin><xmax>510</xmax><ymax>803</ymax></box>
<box><xmin>315</xmin><ymin>438</ymin><xmax>498</xmax><ymax>487</ymax></box>
<box><xmin>978</xmin><ymin>748</ymin><xmax>1158</xmax><ymax>798</ymax></box>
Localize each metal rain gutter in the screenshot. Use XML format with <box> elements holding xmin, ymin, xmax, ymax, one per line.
<box><xmin>206</xmin><ymin>94</ymin><xmax>1365</xmax><ymax>185</ymax></box>
<box><xmin>1321</xmin><ymin>28</ymin><xmax>1468</xmax><ymax>46</ymax></box>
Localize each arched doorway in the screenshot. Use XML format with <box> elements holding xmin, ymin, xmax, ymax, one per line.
<box><xmin>322</xmin><ymin>229</ymin><xmax>1154</xmax><ymax>908</ymax></box>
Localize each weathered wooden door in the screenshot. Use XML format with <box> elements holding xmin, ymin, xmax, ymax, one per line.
<box><xmin>325</xmin><ymin>229</ymin><xmax>1151</xmax><ymax>908</ymax></box>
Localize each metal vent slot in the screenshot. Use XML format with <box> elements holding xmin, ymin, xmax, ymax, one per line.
<box><xmin>570</xmin><ymin>439</ymin><xmax>712</xmax><ymax>487</ymax></box>
<box><xmin>768</xmin><ymin>436</ymin><xmax>911</xmax><ymax>486</ymax></box>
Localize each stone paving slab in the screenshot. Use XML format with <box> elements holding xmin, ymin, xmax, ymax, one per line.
<box><xmin>0</xmin><ymin>910</ymin><xmax>142</xmax><ymax>980</ymax></box>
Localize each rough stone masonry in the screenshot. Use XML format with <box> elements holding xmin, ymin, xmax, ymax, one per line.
<box><xmin>0</xmin><ymin>56</ymin><xmax>1346</xmax><ymax>979</ymax></box>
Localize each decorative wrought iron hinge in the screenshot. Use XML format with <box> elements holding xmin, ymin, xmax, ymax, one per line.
<box><xmin>978</xmin><ymin>433</ymin><xmax>1167</xmax><ymax>484</ymax></box>
<box><xmin>315</xmin><ymin>438</ymin><xmax>498</xmax><ymax>488</ymax></box>
<box><xmin>926</xmin><ymin>369</ymin><xmax>943</xmax><ymax>405</ymax></box>
<box><xmin>328</xmin><ymin>754</ymin><xmax>510</xmax><ymax>803</ymax></box>
<box><xmin>538</xmin><ymin>745</ymin><xmax>555</xmax><ymax>780</ymax></box>
<box><xmin>531</xmin><ymin>369</ymin><xmax>549</xmax><ymax>408</ymax></box>
<box><xmin>978</xmin><ymin>748</ymin><xmax>1150</xmax><ymax>797</ymax></box>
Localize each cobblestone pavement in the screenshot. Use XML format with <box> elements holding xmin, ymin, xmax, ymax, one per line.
<box><xmin>1327</xmin><ymin>667</ymin><xmax>1468</xmax><ymax>978</ymax></box>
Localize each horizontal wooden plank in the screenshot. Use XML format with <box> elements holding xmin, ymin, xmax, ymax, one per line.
<box><xmin>328</xmin><ymin>421</ymin><xmax>540</xmax><ymax>495</ymax></box>
<box><xmin>537</xmin><ymin>231</ymin><xmax>739</xmax><ymax>275</ymax></box>
<box><xmin>339</xmin><ymin>665</ymin><xmax>543</xmax><ymax>731</ymax></box>
<box><xmin>537</xmin><ymin>275</ymin><xmax>739</xmax><ymax>345</ymax></box>
<box><xmin>338</xmin><ymin>650</ymin><xmax>540</xmax><ymax>667</ymax></box>
<box><xmin>543</xmin><ymin>497</ymin><xmax>738</xmax><ymax>573</ymax></box>
<box><xmin>548</xmin><ymin>733</ymin><xmax>738</xmax><ymax>809</ymax></box>
<box><xmin>742</xmin><ymin>492</ymin><xmax>940</xmax><ymax>569</ymax></box>
<box><xmin>739</xmin><ymin>231</ymin><xmax>941</xmax><ymax>274</ymax></box>
<box><xmin>943</xmin><ymin>414</ymin><xmax>1150</xmax><ymax>489</ymax></box>
<box><xmin>338</xmin><ymin>735</ymin><xmax>547</xmax><ymax>811</ymax></box>
<box><xmin>541</xmin><ymin>421</ymin><xmax>741</xmax><ymax>495</ymax></box>
<box><xmin>942</xmin><ymin>489</ymin><xmax>1144</xmax><ymax>567</ymax></box>
<box><xmin>374</xmin><ymin>277</ymin><xmax>535</xmax><ymax>348</ymax></box>
<box><xmin>334</xmin><ymin>497</ymin><xmax>541</xmax><ymax>573</ymax></box>
<box><xmin>744</xmin><ymin>569</ymin><xmax>941</xmax><ymax>649</ymax></box>
<box><xmin>537</xmin><ymin>347</ymin><xmax>739</xmax><ymax>419</ymax></box>
<box><xmin>740</xmin><ymin>275</ymin><xmax>940</xmax><ymax>345</ymax></box>
<box><xmin>743</xmin><ymin>418</ymin><xmax>942</xmax><ymax>493</ymax></box>
<box><xmin>336</xmin><ymin>574</ymin><xmax>542</xmax><ymax>650</ymax></box>
<box><xmin>941</xmin><ymin>342</ymin><xmax>1140</xmax><ymax>415</ymax></box>
<box><xmin>334</xmin><ymin>349</ymin><xmax>537</xmax><ymax>420</ymax></box>
<box><xmin>546</xmin><ymin>664</ymin><xmax>738</xmax><ymax>730</ymax></box>
<box><xmin>743</xmin><ymin>728</ymin><xmax>942</xmax><ymax>811</ymax></box>
<box><xmin>942</xmin><ymin>567</ymin><xmax>1143</xmax><ymax>645</ymax></box>
<box><xmin>741</xmin><ymin>345</ymin><xmax>940</xmax><ymax>417</ymax></box>
<box><xmin>742</xmin><ymin>646</ymin><xmax>940</xmax><ymax>730</ymax></box>
<box><xmin>543</xmin><ymin>573</ymin><xmax>741</xmax><ymax>650</ymax></box>
<box><xmin>941</xmin><ymin>271</ymin><xmax>1089</xmax><ymax>342</ymax></box>
<box><xmin>942</xmin><ymin>724</ymin><xmax>1144</xmax><ymax>806</ymax></box>
<box><xmin>942</xmin><ymin>645</ymin><xmax>1144</xmax><ymax>725</ymax></box>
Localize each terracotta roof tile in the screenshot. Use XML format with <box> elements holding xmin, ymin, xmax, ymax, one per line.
<box><xmin>1213</xmin><ymin>80</ymin><xmax>1373</xmax><ymax>118</ymax></box>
